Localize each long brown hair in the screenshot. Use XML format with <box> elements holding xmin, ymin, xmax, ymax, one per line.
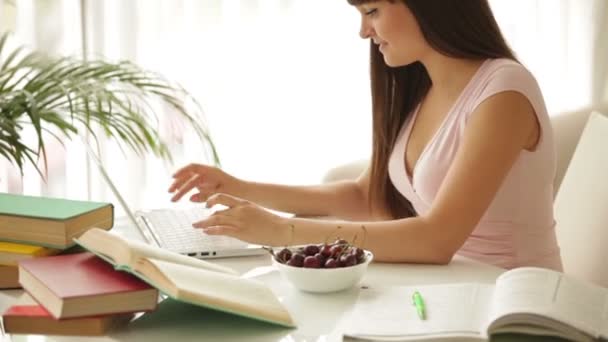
<box><xmin>348</xmin><ymin>0</ymin><xmax>517</xmax><ymax>219</ymax></box>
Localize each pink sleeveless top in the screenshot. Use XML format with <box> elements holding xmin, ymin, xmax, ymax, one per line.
<box><xmin>388</xmin><ymin>58</ymin><xmax>563</xmax><ymax>270</ymax></box>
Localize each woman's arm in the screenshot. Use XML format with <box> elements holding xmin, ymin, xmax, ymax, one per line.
<box><xmin>170</xmin><ymin>163</ymin><xmax>376</xmax><ymax>220</ymax></box>
<box><xmin>199</xmin><ymin>91</ymin><xmax>539</xmax><ymax>263</ymax></box>
<box><xmin>281</xmin><ymin>91</ymin><xmax>539</xmax><ymax>263</ymax></box>
<box><xmin>237</xmin><ymin>167</ymin><xmax>374</xmax><ymax>220</ymax></box>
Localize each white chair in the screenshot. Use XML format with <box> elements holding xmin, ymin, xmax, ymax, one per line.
<box><xmin>554</xmin><ymin>111</ymin><xmax>608</xmax><ymax>287</ymax></box>
<box><xmin>549</xmin><ymin>109</ymin><xmax>591</xmax><ymax>194</ymax></box>
<box><xmin>322</xmin><ymin>159</ymin><xmax>368</xmax><ymax>183</ymax></box>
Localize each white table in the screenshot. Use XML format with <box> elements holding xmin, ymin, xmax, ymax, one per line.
<box><xmin>1</xmin><ymin>218</ymin><xmax>512</xmax><ymax>342</ymax></box>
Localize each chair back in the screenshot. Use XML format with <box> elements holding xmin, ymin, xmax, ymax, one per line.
<box><xmin>550</xmin><ymin>109</ymin><xmax>591</xmax><ymax>195</ymax></box>
<box><xmin>554</xmin><ymin>112</ymin><xmax>608</xmax><ymax>287</ymax></box>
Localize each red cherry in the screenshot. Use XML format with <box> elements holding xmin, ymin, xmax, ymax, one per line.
<box><xmin>303</xmin><ymin>244</ymin><xmax>320</xmax><ymax>256</ymax></box>
<box><xmin>275</xmin><ymin>248</ymin><xmax>292</xmax><ymax>263</ymax></box>
<box><xmin>354</xmin><ymin>248</ymin><xmax>365</xmax><ymax>263</ymax></box>
<box><xmin>314</xmin><ymin>252</ymin><xmax>326</xmax><ymax>266</ymax></box>
<box><xmin>324</xmin><ymin>258</ymin><xmax>338</xmax><ymax>268</ymax></box>
<box><xmin>339</xmin><ymin>254</ymin><xmax>357</xmax><ymax>267</ymax></box>
<box><xmin>303</xmin><ymin>255</ymin><xmax>321</xmax><ymax>268</ymax></box>
<box><xmin>329</xmin><ymin>244</ymin><xmax>343</xmax><ymax>258</ymax></box>
<box><xmin>320</xmin><ymin>244</ymin><xmax>332</xmax><ymax>257</ymax></box>
<box><xmin>287</xmin><ymin>253</ymin><xmax>305</xmax><ymax>267</ymax></box>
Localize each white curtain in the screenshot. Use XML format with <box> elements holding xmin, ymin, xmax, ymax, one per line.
<box><xmin>489</xmin><ymin>0</ymin><xmax>607</xmax><ymax>113</ymax></box>
<box><xmin>1</xmin><ymin>0</ymin><xmax>606</xmax><ymax>216</ymax></box>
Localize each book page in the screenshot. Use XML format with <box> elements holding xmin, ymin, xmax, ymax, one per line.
<box><xmin>75</xmin><ymin>228</ymin><xmax>236</xmax><ymax>276</ymax></box>
<box><xmin>138</xmin><ymin>258</ymin><xmax>294</xmax><ymax>327</ymax></box>
<box><xmin>340</xmin><ymin>284</ymin><xmax>493</xmax><ymax>340</ymax></box>
<box><xmin>121</xmin><ymin>236</ymin><xmax>237</xmax><ymax>275</ymax></box>
<box><xmin>488</xmin><ymin>267</ymin><xmax>607</xmax><ymax>339</ymax></box>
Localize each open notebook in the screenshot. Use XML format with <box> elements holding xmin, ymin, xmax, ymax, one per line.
<box><xmin>340</xmin><ymin>267</ymin><xmax>608</xmax><ymax>342</ymax></box>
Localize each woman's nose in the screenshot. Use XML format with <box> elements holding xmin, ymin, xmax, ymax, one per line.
<box><xmin>359</xmin><ymin>20</ymin><xmax>373</xmax><ymax>39</ymax></box>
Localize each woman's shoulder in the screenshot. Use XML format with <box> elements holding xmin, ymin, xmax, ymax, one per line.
<box><xmin>483</xmin><ymin>58</ymin><xmax>538</xmax><ymax>86</ymax></box>
<box><xmin>469</xmin><ymin>58</ymin><xmax>545</xmax><ymax>112</ymax></box>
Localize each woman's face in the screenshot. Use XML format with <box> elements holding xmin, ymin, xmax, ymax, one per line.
<box><xmin>356</xmin><ymin>1</ymin><xmax>429</xmax><ymax>67</ymax></box>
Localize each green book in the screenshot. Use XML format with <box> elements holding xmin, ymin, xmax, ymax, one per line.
<box><xmin>0</xmin><ymin>193</ymin><xmax>113</xmax><ymax>249</ymax></box>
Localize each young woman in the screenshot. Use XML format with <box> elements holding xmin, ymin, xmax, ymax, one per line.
<box><xmin>168</xmin><ymin>0</ymin><xmax>563</xmax><ymax>270</ymax></box>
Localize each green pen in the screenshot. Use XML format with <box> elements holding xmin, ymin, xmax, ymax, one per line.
<box><xmin>412</xmin><ymin>291</ymin><xmax>426</xmax><ymax>320</ymax></box>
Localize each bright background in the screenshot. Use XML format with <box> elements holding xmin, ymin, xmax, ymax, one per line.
<box><xmin>1</xmin><ymin>0</ymin><xmax>607</xmax><ymax>216</ymax></box>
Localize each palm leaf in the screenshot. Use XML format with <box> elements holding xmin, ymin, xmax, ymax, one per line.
<box><xmin>0</xmin><ymin>32</ymin><xmax>220</xmax><ymax>177</ymax></box>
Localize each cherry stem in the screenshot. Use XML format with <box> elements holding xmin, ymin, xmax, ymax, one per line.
<box><xmin>288</xmin><ymin>224</ymin><xmax>295</xmax><ymax>246</ymax></box>
<box><xmin>263</xmin><ymin>246</ymin><xmax>275</xmax><ymax>257</ymax></box>
<box><xmin>325</xmin><ymin>225</ymin><xmax>343</xmax><ymax>245</ymax></box>
<box><xmin>361</xmin><ymin>225</ymin><xmax>368</xmax><ymax>250</ymax></box>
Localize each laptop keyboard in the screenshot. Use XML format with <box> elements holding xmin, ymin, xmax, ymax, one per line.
<box><xmin>139</xmin><ymin>207</ymin><xmax>248</xmax><ymax>252</ymax></box>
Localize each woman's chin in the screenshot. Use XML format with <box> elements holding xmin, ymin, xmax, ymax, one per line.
<box><xmin>383</xmin><ymin>59</ymin><xmax>398</xmax><ymax>67</ymax></box>
<box><xmin>382</xmin><ymin>54</ymin><xmax>416</xmax><ymax>68</ymax></box>
<box><xmin>383</xmin><ymin>56</ymin><xmax>404</xmax><ymax>68</ymax></box>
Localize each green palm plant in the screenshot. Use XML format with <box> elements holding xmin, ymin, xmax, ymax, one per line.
<box><xmin>0</xmin><ymin>32</ymin><xmax>219</xmax><ymax>177</ymax></box>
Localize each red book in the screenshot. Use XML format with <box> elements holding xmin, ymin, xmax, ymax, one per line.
<box><xmin>18</xmin><ymin>252</ymin><xmax>158</xmax><ymax>319</ymax></box>
<box><xmin>2</xmin><ymin>304</ymin><xmax>134</xmax><ymax>336</ymax></box>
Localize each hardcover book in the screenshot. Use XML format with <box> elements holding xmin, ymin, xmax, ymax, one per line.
<box><xmin>0</xmin><ymin>241</ymin><xmax>60</xmax><ymax>266</ymax></box>
<box><xmin>18</xmin><ymin>252</ymin><xmax>158</xmax><ymax>319</ymax></box>
<box><xmin>2</xmin><ymin>293</ymin><xmax>134</xmax><ymax>336</ymax></box>
<box><xmin>0</xmin><ymin>193</ymin><xmax>113</xmax><ymax>249</ymax></box>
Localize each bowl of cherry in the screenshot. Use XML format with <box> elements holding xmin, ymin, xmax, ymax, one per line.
<box><xmin>270</xmin><ymin>239</ymin><xmax>373</xmax><ymax>293</ymax></box>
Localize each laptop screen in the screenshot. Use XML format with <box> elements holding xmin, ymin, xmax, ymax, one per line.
<box><xmin>82</xmin><ymin>138</ymin><xmax>159</xmax><ymax>246</ymax></box>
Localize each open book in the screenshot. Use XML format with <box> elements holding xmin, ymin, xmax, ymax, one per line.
<box><xmin>341</xmin><ymin>267</ymin><xmax>608</xmax><ymax>342</ymax></box>
<box><xmin>74</xmin><ymin>228</ymin><xmax>295</xmax><ymax>328</ymax></box>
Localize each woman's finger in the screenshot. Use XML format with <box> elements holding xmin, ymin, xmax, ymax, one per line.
<box><xmin>201</xmin><ymin>225</ymin><xmax>239</xmax><ymax>237</ymax></box>
<box><xmin>170</xmin><ymin>174</ymin><xmax>200</xmax><ymax>202</ymax></box>
<box><xmin>210</xmin><ymin>206</ymin><xmax>238</xmax><ymax>217</ymax></box>
<box><xmin>193</xmin><ymin>211</ymin><xmax>240</xmax><ymax>229</ymax></box>
<box><xmin>172</xmin><ymin>163</ymin><xmax>209</xmax><ymax>179</ymax></box>
<box><xmin>190</xmin><ymin>192</ymin><xmax>206</xmax><ymax>202</ymax></box>
<box><xmin>188</xmin><ymin>181</ymin><xmax>222</xmax><ymax>202</ymax></box>
<box><xmin>168</xmin><ymin>173</ymin><xmax>192</xmax><ymax>193</ymax></box>
<box><xmin>205</xmin><ymin>193</ymin><xmax>247</xmax><ymax>209</ymax></box>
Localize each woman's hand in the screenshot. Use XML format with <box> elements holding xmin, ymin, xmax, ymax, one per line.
<box><xmin>168</xmin><ymin>163</ymin><xmax>241</xmax><ymax>203</ymax></box>
<box><xmin>193</xmin><ymin>193</ymin><xmax>291</xmax><ymax>246</ymax></box>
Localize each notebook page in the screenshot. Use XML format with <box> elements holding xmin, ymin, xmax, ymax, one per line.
<box><xmin>341</xmin><ymin>284</ymin><xmax>492</xmax><ymax>339</ymax></box>
<box><xmin>488</xmin><ymin>267</ymin><xmax>607</xmax><ymax>338</ymax></box>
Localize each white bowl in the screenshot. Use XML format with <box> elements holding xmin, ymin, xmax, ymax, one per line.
<box><xmin>272</xmin><ymin>250</ymin><xmax>373</xmax><ymax>293</ymax></box>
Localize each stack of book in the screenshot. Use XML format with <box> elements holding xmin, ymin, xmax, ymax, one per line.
<box><xmin>3</xmin><ymin>228</ymin><xmax>295</xmax><ymax>336</ymax></box>
<box><xmin>3</xmin><ymin>252</ymin><xmax>159</xmax><ymax>336</ymax></box>
<box><xmin>2</xmin><ymin>193</ymin><xmax>295</xmax><ymax>336</ymax></box>
<box><xmin>1</xmin><ymin>192</ymin><xmax>123</xmax><ymax>335</ymax></box>
<box><xmin>0</xmin><ymin>193</ymin><xmax>114</xmax><ymax>289</ymax></box>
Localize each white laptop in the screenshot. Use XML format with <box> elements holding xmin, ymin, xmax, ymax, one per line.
<box><xmin>84</xmin><ymin>141</ymin><xmax>265</xmax><ymax>259</ymax></box>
